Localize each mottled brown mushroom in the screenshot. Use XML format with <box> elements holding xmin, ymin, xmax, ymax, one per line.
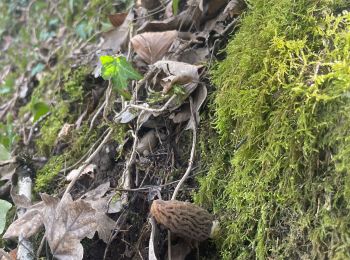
<box><xmin>150</xmin><ymin>199</ymin><xmax>216</xmax><ymax>242</ymax></box>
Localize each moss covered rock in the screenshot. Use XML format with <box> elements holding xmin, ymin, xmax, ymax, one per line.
<box><xmin>196</xmin><ymin>0</ymin><xmax>350</xmax><ymax>259</ymax></box>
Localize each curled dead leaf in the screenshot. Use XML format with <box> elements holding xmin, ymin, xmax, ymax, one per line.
<box><xmin>131</xmin><ymin>31</ymin><xmax>178</xmax><ymax>64</ymax></box>
<box><xmin>66</xmin><ymin>164</ymin><xmax>96</xmax><ymax>181</ymax></box>
<box><xmin>108</xmin><ymin>12</ymin><xmax>128</xmax><ymax>27</ymax></box>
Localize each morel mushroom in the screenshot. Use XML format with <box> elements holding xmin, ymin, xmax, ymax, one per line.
<box><xmin>150</xmin><ymin>199</ymin><xmax>218</xmax><ymax>241</ymax></box>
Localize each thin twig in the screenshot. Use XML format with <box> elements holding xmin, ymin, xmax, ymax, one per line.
<box><xmin>168</xmin><ymin>97</ymin><xmax>197</xmax><ymax>260</ymax></box>
<box><xmin>129</xmin><ymin>95</ymin><xmax>176</xmax><ymax>113</ymax></box>
<box><xmin>62</xmin><ymin>127</ymin><xmax>113</xmax><ymax>196</ymax></box>
<box><xmin>23</xmin><ymin>112</ymin><xmax>51</xmax><ymax>145</ymax></box>
<box><xmin>171</xmin><ymin>97</ymin><xmax>196</xmax><ymax>200</ymax></box>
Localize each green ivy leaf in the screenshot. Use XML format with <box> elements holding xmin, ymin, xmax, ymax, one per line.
<box><xmin>100</xmin><ymin>55</ymin><xmax>142</xmax><ymax>99</ymax></box>
<box><xmin>0</xmin><ymin>143</ymin><xmax>11</xmax><ymax>161</ymax></box>
<box><xmin>32</xmin><ymin>101</ymin><xmax>50</xmax><ymax>122</ymax></box>
<box><xmin>0</xmin><ymin>199</ymin><xmax>12</xmax><ymax>234</ymax></box>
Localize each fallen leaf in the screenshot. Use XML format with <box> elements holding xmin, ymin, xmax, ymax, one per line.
<box><xmin>3</xmin><ymin>204</ymin><xmax>44</xmax><ymax>239</ymax></box>
<box><xmin>137</xmin><ymin>5</ymin><xmax>201</xmax><ymax>33</ymax></box>
<box><xmin>83</xmin><ymin>181</ymin><xmax>110</xmax><ymax>200</ymax></box>
<box><xmin>171</xmin><ymin>84</ymin><xmax>207</xmax><ymax>123</ymax></box>
<box><xmin>108</xmin><ymin>13</ymin><xmax>128</xmax><ymax>27</ymax></box>
<box><xmin>101</xmin><ymin>10</ymin><xmax>134</xmax><ymax>52</ymax></box>
<box><xmin>57</xmin><ymin>123</ymin><xmax>74</xmax><ymax>141</ymax></box>
<box><xmin>4</xmin><ymin>192</ymin><xmax>115</xmax><ymax>259</ymax></box>
<box><xmin>95</xmin><ymin>212</ymin><xmax>115</xmax><ymax>243</ymax></box>
<box><xmin>224</xmin><ymin>0</ymin><xmax>246</xmax><ymax>18</ymax></box>
<box><xmin>153</xmin><ymin>60</ymin><xmax>199</xmax><ymax>96</ymax></box>
<box><xmin>115</xmin><ymin>107</ymin><xmax>139</xmax><ymax>123</ymax></box>
<box><xmin>199</xmin><ymin>0</ymin><xmax>227</xmax><ymax>18</ymax></box>
<box><xmin>136</xmin><ymin>130</ymin><xmax>158</xmax><ymax>156</ymax></box>
<box><xmin>43</xmin><ymin>194</ymin><xmax>97</xmax><ymax>260</ymax></box>
<box><xmin>66</xmin><ymin>164</ymin><xmax>96</xmax><ymax>181</ymax></box>
<box><xmin>10</xmin><ymin>187</ymin><xmax>32</xmax><ymax>208</ymax></box>
<box><xmin>131</xmin><ymin>31</ymin><xmax>178</xmax><ymax>64</ymax></box>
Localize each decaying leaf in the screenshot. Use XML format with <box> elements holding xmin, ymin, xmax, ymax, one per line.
<box><xmin>66</xmin><ymin>164</ymin><xmax>96</xmax><ymax>181</ymax></box>
<box><xmin>150</xmin><ymin>61</ymin><xmax>200</xmax><ymax>111</ymax></box>
<box><xmin>131</xmin><ymin>31</ymin><xmax>178</xmax><ymax>64</ymax></box>
<box><xmin>4</xmin><ymin>193</ymin><xmax>116</xmax><ymax>260</ymax></box>
<box><xmin>170</xmin><ymin>84</ymin><xmax>207</xmax><ymax>123</ymax></box>
<box><xmin>136</xmin><ymin>129</ymin><xmax>158</xmax><ymax>156</ymax></box>
<box><xmin>83</xmin><ymin>181</ymin><xmax>110</xmax><ymax>200</ymax></box>
<box><xmin>108</xmin><ymin>12</ymin><xmax>128</xmax><ymax>27</ymax></box>
<box><xmin>3</xmin><ymin>204</ymin><xmax>44</xmax><ymax>239</ymax></box>
<box><xmin>57</xmin><ymin>123</ymin><xmax>74</xmax><ymax>141</ymax></box>
<box><xmin>10</xmin><ymin>187</ymin><xmax>32</xmax><ymax>208</ymax></box>
<box><xmin>101</xmin><ymin>10</ymin><xmax>134</xmax><ymax>52</ymax></box>
<box><xmin>43</xmin><ymin>194</ymin><xmax>97</xmax><ymax>259</ymax></box>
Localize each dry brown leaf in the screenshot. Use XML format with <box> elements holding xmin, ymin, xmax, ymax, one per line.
<box><xmin>3</xmin><ymin>206</ymin><xmax>44</xmax><ymax>239</ymax></box>
<box><xmin>108</xmin><ymin>12</ymin><xmax>128</xmax><ymax>27</ymax></box>
<box><xmin>66</xmin><ymin>164</ymin><xmax>96</xmax><ymax>181</ymax></box>
<box><xmin>10</xmin><ymin>187</ymin><xmax>32</xmax><ymax>208</ymax></box>
<box><xmin>95</xmin><ymin>212</ymin><xmax>115</xmax><ymax>243</ymax></box>
<box><xmin>101</xmin><ymin>10</ymin><xmax>134</xmax><ymax>52</ymax></box>
<box><xmin>137</xmin><ymin>5</ymin><xmax>201</xmax><ymax>33</ymax></box>
<box><xmin>224</xmin><ymin>0</ymin><xmax>246</xmax><ymax>17</ymax></box>
<box><xmin>83</xmin><ymin>181</ymin><xmax>110</xmax><ymax>201</ymax></box>
<box><xmin>131</xmin><ymin>31</ymin><xmax>178</xmax><ymax>64</ymax></box>
<box><xmin>43</xmin><ymin>194</ymin><xmax>97</xmax><ymax>260</ymax></box>
<box><xmin>4</xmin><ymin>192</ymin><xmax>115</xmax><ymax>260</ymax></box>
<box><xmin>136</xmin><ymin>129</ymin><xmax>158</xmax><ymax>156</ymax></box>
<box><xmin>199</xmin><ymin>0</ymin><xmax>227</xmax><ymax>18</ymax></box>
<box><xmin>153</xmin><ymin>60</ymin><xmax>199</xmax><ymax>96</ymax></box>
<box><xmin>171</xmin><ymin>84</ymin><xmax>207</xmax><ymax>123</ymax></box>
<box><xmin>57</xmin><ymin>123</ymin><xmax>74</xmax><ymax>141</ymax></box>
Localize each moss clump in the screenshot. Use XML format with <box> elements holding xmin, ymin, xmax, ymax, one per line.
<box><xmin>35</xmin><ymin>155</ymin><xmax>65</xmax><ymax>192</ymax></box>
<box><xmin>36</xmin><ymin>101</ymin><xmax>69</xmax><ymax>155</ymax></box>
<box><xmin>196</xmin><ymin>1</ymin><xmax>350</xmax><ymax>259</ymax></box>
<box><xmin>35</xmin><ymin>124</ymin><xmax>99</xmax><ymax>192</ymax></box>
<box><xmin>63</xmin><ymin>66</ymin><xmax>89</xmax><ymax>101</ymax></box>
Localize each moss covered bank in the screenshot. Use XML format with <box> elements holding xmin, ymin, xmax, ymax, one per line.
<box><xmin>196</xmin><ymin>0</ymin><xmax>350</xmax><ymax>259</ymax></box>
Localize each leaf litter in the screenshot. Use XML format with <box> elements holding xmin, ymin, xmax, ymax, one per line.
<box><xmin>0</xmin><ymin>0</ymin><xmax>246</xmax><ymax>259</ymax></box>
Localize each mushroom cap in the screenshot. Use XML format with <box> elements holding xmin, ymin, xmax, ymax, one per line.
<box><xmin>150</xmin><ymin>199</ymin><xmax>214</xmax><ymax>241</ymax></box>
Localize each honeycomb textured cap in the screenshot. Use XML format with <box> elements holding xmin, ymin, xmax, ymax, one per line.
<box><xmin>150</xmin><ymin>199</ymin><xmax>214</xmax><ymax>241</ymax></box>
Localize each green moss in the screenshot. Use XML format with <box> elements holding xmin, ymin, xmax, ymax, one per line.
<box><xmin>35</xmin><ymin>155</ymin><xmax>65</xmax><ymax>192</ymax></box>
<box><xmin>63</xmin><ymin>66</ymin><xmax>90</xmax><ymax>101</ymax></box>
<box><xmin>36</xmin><ymin>101</ymin><xmax>69</xmax><ymax>155</ymax></box>
<box><xmin>196</xmin><ymin>1</ymin><xmax>350</xmax><ymax>259</ymax></box>
<box><xmin>35</xmin><ymin>124</ymin><xmax>99</xmax><ymax>192</ymax></box>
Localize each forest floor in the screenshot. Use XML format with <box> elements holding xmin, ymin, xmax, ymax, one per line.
<box><xmin>0</xmin><ymin>0</ymin><xmax>245</xmax><ymax>259</ymax></box>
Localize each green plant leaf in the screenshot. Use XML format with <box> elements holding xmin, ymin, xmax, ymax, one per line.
<box><xmin>31</xmin><ymin>63</ymin><xmax>45</xmax><ymax>76</ymax></box>
<box><xmin>0</xmin><ymin>199</ymin><xmax>12</xmax><ymax>234</ymax></box>
<box><xmin>172</xmin><ymin>0</ymin><xmax>179</xmax><ymax>15</ymax></box>
<box><xmin>0</xmin><ymin>143</ymin><xmax>11</xmax><ymax>161</ymax></box>
<box><xmin>32</xmin><ymin>101</ymin><xmax>50</xmax><ymax>122</ymax></box>
<box><xmin>100</xmin><ymin>55</ymin><xmax>142</xmax><ymax>99</ymax></box>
